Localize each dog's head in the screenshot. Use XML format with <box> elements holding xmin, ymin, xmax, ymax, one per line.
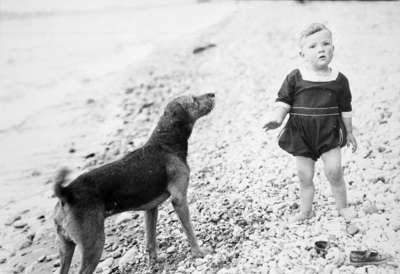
<box><xmin>166</xmin><ymin>93</ymin><xmax>215</xmax><ymax>122</ymax></box>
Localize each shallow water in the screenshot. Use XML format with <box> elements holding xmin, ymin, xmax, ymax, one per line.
<box><xmin>0</xmin><ymin>0</ymin><xmax>235</xmax><ymax>130</ymax></box>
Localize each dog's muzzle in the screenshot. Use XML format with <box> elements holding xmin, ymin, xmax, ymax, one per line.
<box><xmin>203</xmin><ymin>93</ymin><xmax>215</xmax><ymax>112</ymax></box>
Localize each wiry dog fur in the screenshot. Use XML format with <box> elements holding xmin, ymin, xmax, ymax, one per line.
<box><xmin>53</xmin><ymin>93</ymin><xmax>215</xmax><ymax>274</ymax></box>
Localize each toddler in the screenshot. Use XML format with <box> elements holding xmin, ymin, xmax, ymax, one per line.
<box><xmin>264</xmin><ymin>23</ymin><xmax>357</xmax><ymax>222</ymax></box>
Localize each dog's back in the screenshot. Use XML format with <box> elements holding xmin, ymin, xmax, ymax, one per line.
<box><xmin>96</xmin><ymin>145</ymin><xmax>170</xmax><ymax>213</ymax></box>
<box><xmin>54</xmin><ymin>144</ymin><xmax>171</xmax><ymax>215</ymax></box>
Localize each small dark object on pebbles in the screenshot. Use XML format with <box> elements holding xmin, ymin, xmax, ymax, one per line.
<box><xmin>193</xmin><ymin>43</ymin><xmax>217</xmax><ymax>54</ymax></box>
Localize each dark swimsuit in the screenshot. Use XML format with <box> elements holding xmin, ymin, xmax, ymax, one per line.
<box><xmin>276</xmin><ymin>69</ymin><xmax>352</xmax><ymax>161</ymax></box>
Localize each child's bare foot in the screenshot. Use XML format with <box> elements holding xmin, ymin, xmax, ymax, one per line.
<box><xmin>339</xmin><ymin>207</ymin><xmax>357</xmax><ymax>223</ymax></box>
<box><xmin>289</xmin><ymin>211</ymin><xmax>314</xmax><ymax>223</ymax></box>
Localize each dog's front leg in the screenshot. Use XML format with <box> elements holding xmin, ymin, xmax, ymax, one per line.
<box><xmin>168</xmin><ymin>185</ymin><xmax>207</xmax><ymax>258</ymax></box>
<box><xmin>145</xmin><ymin>207</ymin><xmax>158</xmax><ymax>264</ymax></box>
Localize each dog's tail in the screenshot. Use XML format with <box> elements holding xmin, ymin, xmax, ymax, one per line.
<box><xmin>54</xmin><ymin>167</ymin><xmax>73</xmax><ymax>204</ymax></box>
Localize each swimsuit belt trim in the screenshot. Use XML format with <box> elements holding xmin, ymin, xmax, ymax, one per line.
<box><xmin>289</xmin><ymin>113</ymin><xmax>339</xmax><ymax>117</ymax></box>
<box><xmin>290</xmin><ymin>106</ymin><xmax>339</xmax><ymax>115</ymax></box>
<box><xmin>291</xmin><ymin>106</ymin><xmax>339</xmax><ymax>110</ymax></box>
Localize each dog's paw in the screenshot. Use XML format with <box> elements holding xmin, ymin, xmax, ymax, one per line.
<box><xmin>147</xmin><ymin>252</ymin><xmax>158</xmax><ymax>265</ymax></box>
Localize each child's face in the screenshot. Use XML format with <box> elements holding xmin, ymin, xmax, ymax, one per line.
<box><xmin>300</xmin><ymin>30</ymin><xmax>334</xmax><ymax>70</ymax></box>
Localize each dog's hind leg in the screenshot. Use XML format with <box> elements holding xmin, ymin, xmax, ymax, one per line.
<box><xmin>77</xmin><ymin>210</ymin><xmax>105</xmax><ymax>274</ymax></box>
<box><xmin>145</xmin><ymin>207</ymin><xmax>158</xmax><ymax>264</ymax></box>
<box><xmin>78</xmin><ymin>236</ymin><xmax>104</xmax><ymax>274</ymax></box>
<box><xmin>57</xmin><ymin>234</ymin><xmax>76</xmax><ymax>274</ymax></box>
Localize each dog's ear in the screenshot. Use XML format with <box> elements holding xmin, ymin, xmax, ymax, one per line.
<box><xmin>167</xmin><ymin>102</ymin><xmax>190</xmax><ymax>122</ymax></box>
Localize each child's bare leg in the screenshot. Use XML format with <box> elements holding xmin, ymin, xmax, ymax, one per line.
<box><xmin>321</xmin><ymin>148</ymin><xmax>348</xmax><ymax>213</ymax></box>
<box><xmin>291</xmin><ymin>156</ymin><xmax>315</xmax><ymax>222</ymax></box>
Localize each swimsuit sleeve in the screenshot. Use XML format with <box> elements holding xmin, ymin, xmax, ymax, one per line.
<box><xmin>339</xmin><ymin>74</ymin><xmax>352</xmax><ymax>112</ymax></box>
<box><xmin>275</xmin><ymin>71</ymin><xmax>296</xmax><ymax>106</ymax></box>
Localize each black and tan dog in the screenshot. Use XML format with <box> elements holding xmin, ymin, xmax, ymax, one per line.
<box><xmin>53</xmin><ymin>93</ymin><xmax>215</xmax><ymax>274</ymax></box>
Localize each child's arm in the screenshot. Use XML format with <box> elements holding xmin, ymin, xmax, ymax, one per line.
<box><xmin>263</xmin><ymin>103</ymin><xmax>290</xmax><ymax>131</ymax></box>
<box><xmin>265</xmin><ymin>71</ymin><xmax>295</xmax><ymax>131</ymax></box>
<box><xmin>341</xmin><ymin>113</ymin><xmax>357</xmax><ymax>152</ymax></box>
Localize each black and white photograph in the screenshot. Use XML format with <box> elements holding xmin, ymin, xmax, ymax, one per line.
<box><xmin>0</xmin><ymin>0</ymin><xmax>399</xmax><ymax>273</ymax></box>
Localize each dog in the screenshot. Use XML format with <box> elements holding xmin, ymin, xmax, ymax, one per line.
<box><xmin>53</xmin><ymin>93</ymin><xmax>215</xmax><ymax>274</ymax></box>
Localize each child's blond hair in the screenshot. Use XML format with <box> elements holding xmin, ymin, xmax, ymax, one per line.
<box><xmin>299</xmin><ymin>23</ymin><xmax>332</xmax><ymax>47</ymax></box>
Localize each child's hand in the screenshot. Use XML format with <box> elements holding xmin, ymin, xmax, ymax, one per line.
<box><xmin>263</xmin><ymin>120</ymin><xmax>282</xmax><ymax>131</ymax></box>
<box><xmin>263</xmin><ymin>106</ymin><xmax>288</xmax><ymax>131</ymax></box>
<box><xmin>346</xmin><ymin>133</ymin><xmax>357</xmax><ymax>152</ymax></box>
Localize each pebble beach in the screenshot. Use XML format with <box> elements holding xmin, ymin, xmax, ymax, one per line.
<box><xmin>0</xmin><ymin>1</ymin><xmax>399</xmax><ymax>273</ymax></box>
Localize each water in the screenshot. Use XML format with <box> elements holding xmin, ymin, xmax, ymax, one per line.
<box><xmin>0</xmin><ymin>0</ymin><xmax>235</xmax><ymax>130</ymax></box>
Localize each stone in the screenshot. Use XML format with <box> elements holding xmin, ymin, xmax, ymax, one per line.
<box><xmin>326</xmin><ymin>247</ymin><xmax>345</xmax><ymax>267</ymax></box>
<box><xmin>166</xmin><ymin>246</ymin><xmax>176</xmax><ymax>254</ymax></box>
<box><xmin>115</xmin><ymin>212</ymin><xmax>133</xmax><ymax>225</ymax></box>
<box><xmin>13</xmin><ymin>220</ymin><xmax>28</xmax><ymax>229</ymax></box>
<box><xmin>38</xmin><ymin>256</ymin><xmax>46</xmax><ymax>263</ymax></box>
<box><xmin>5</xmin><ymin>215</ymin><xmax>21</xmax><ymax>226</ymax></box>
<box><xmin>346</xmin><ymin>223</ymin><xmax>360</xmax><ymax>236</ymax></box>
<box><xmin>118</xmin><ymin>246</ymin><xmax>138</xmax><ymax>271</ymax></box>
<box><xmin>98</xmin><ymin>258</ymin><xmax>113</xmax><ymax>271</ymax></box>
<box><xmin>46</xmin><ymin>254</ymin><xmax>58</xmax><ymax>262</ymax></box>
<box><xmin>111</xmin><ymin>251</ymin><xmax>122</xmax><ymax>259</ymax></box>
<box><xmin>362</xmin><ymin>200</ymin><xmax>379</xmax><ymax>215</ymax></box>
<box><xmin>19</xmin><ymin>239</ymin><xmax>33</xmax><ymax>250</ymax></box>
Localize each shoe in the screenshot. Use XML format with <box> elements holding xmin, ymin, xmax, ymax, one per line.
<box><xmin>315</xmin><ymin>241</ymin><xmax>329</xmax><ymax>257</ymax></box>
<box><xmin>349</xmin><ymin>250</ymin><xmax>387</xmax><ymax>266</ymax></box>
